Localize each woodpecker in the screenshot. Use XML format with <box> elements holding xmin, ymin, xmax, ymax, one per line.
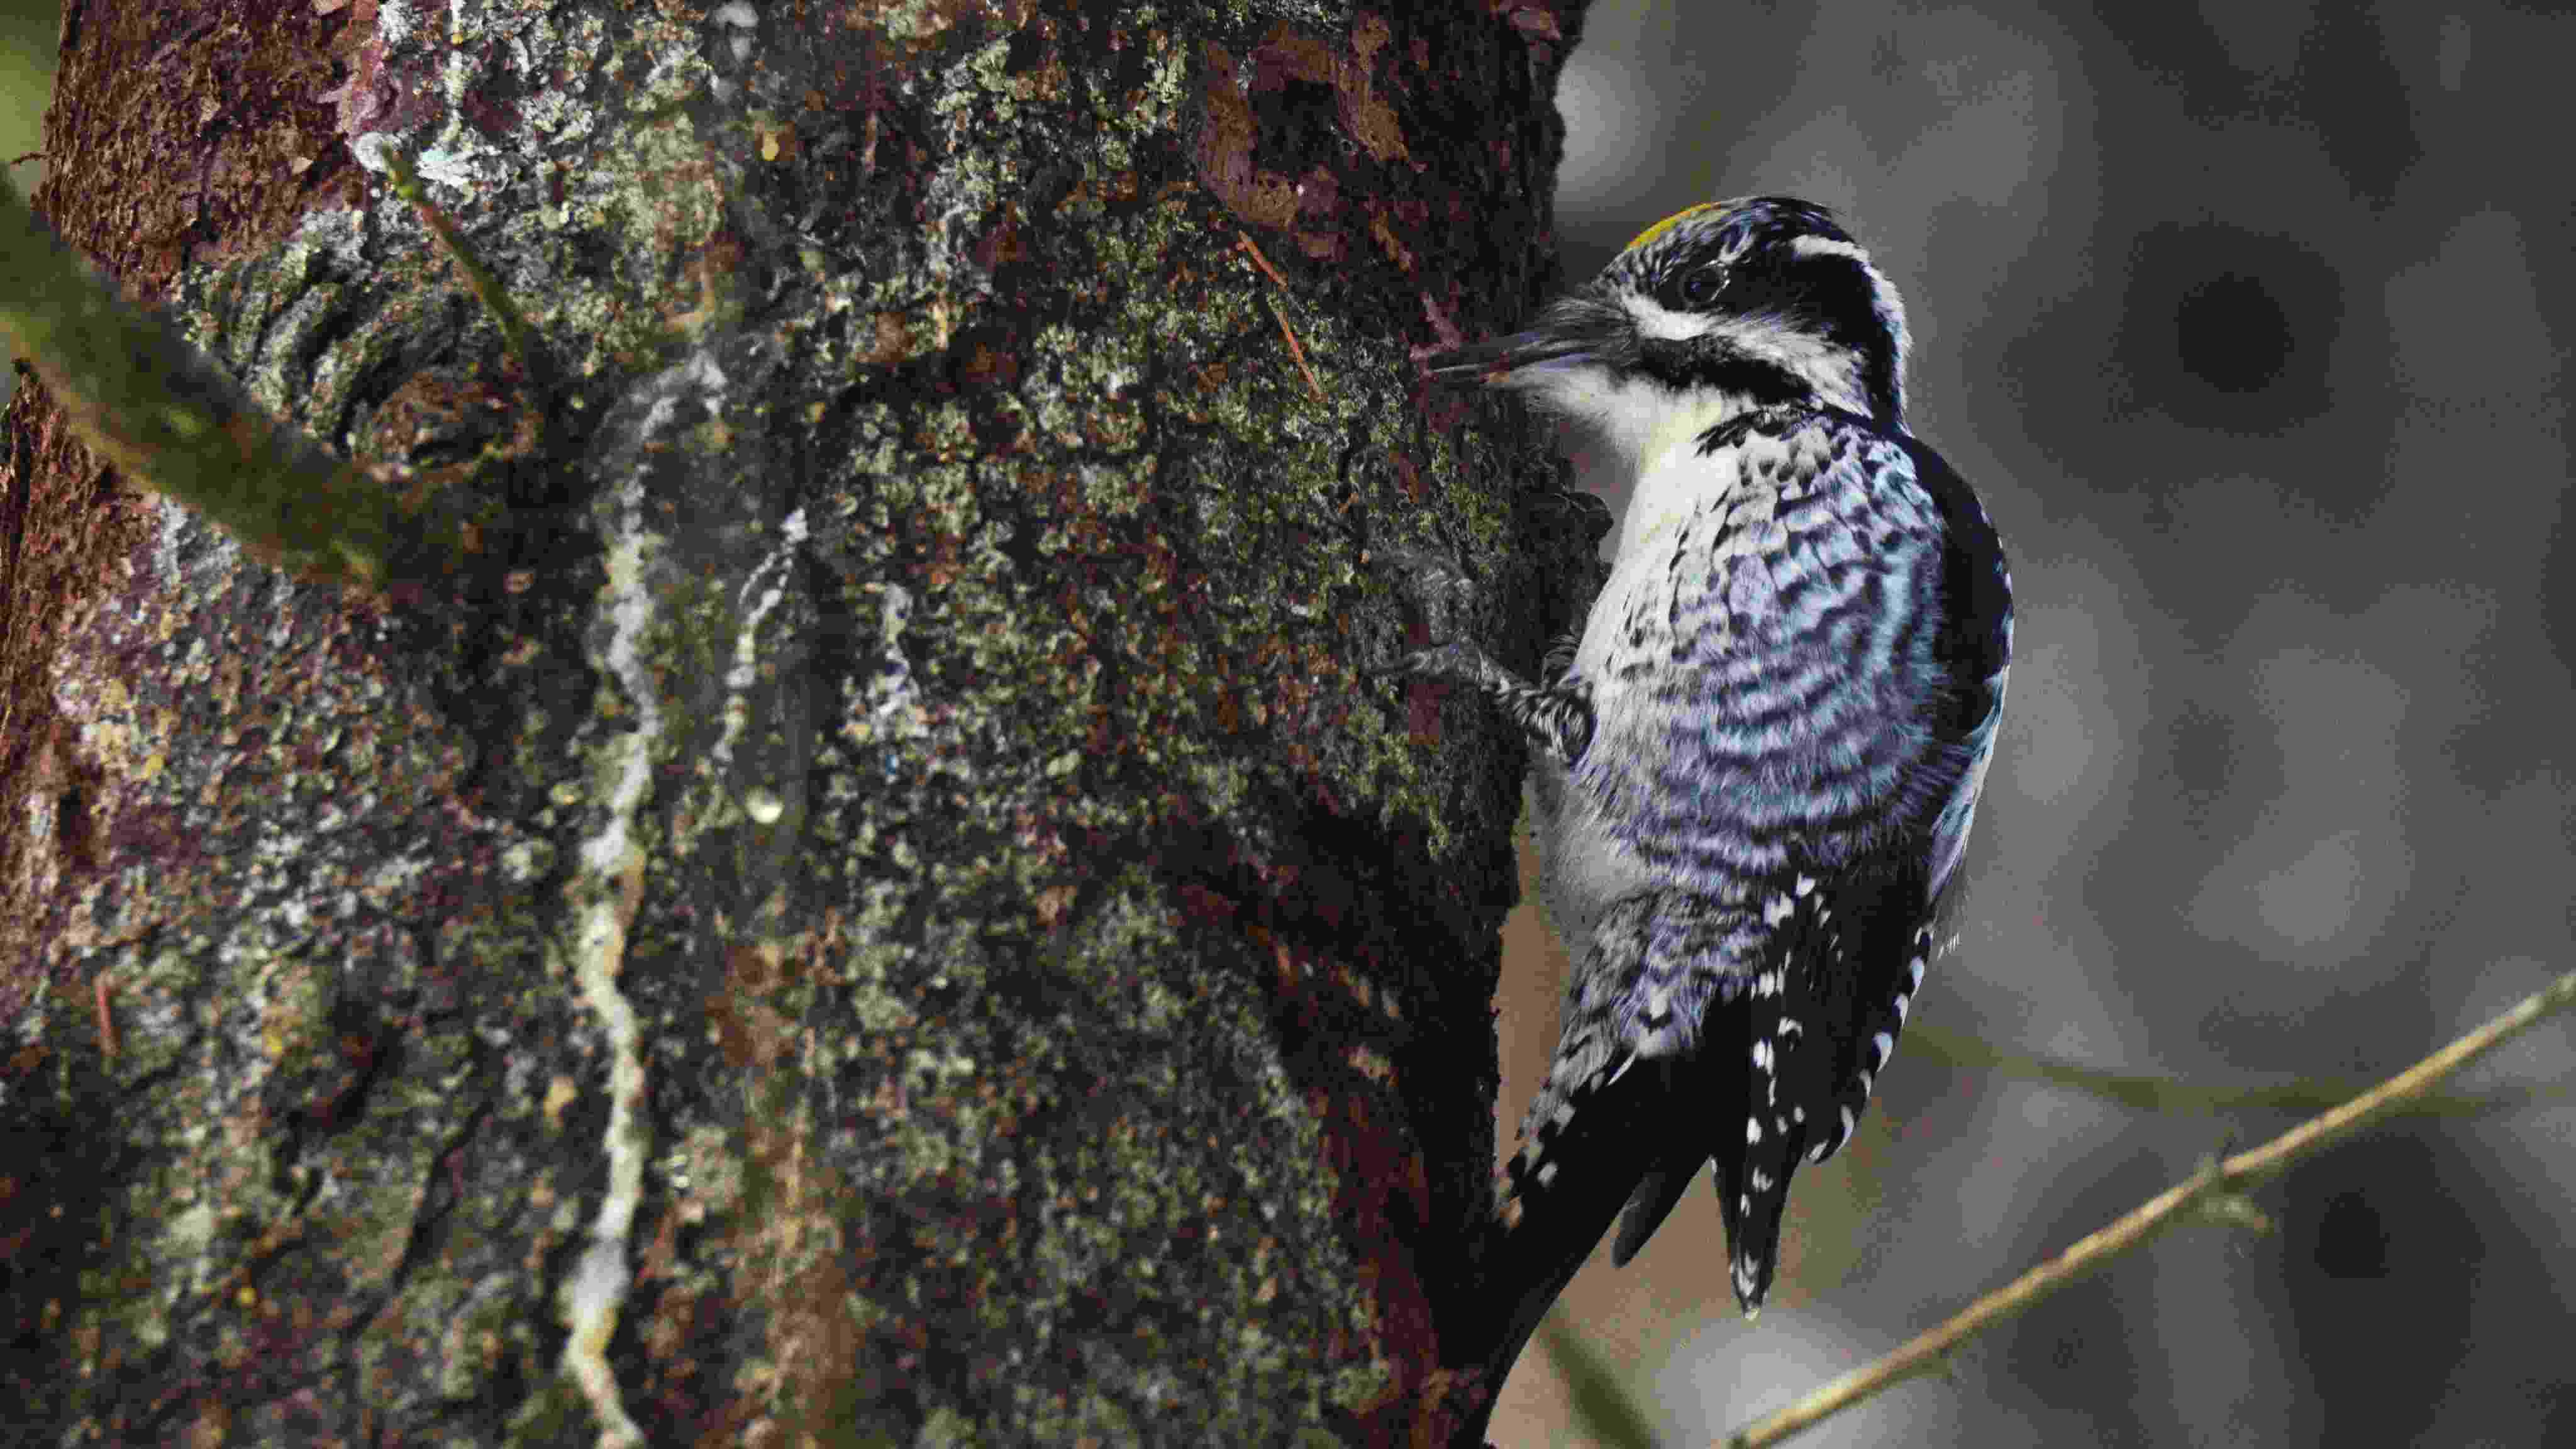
<box><xmin>1406</xmin><ymin>197</ymin><xmax>2013</xmax><ymax>1409</ymax></box>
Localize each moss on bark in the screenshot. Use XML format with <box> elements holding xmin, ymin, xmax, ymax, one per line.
<box><xmin>0</xmin><ymin>2</ymin><xmax>1592</xmax><ymax>1442</ymax></box>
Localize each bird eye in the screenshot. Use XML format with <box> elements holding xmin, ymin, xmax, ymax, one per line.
<box><xmin>1680</xmin><ymin>264</ymin><xmax>1725</xmax><ymax>307</ymax></box>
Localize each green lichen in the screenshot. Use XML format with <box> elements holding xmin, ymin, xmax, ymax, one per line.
<box><xmin>14</xmin><ymin>0</ymin><xmax>1572</xmax><ymax>1438</ymax></box>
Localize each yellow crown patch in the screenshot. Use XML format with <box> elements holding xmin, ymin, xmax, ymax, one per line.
<box><xmin>1624</xmin><ymin>202</ymin><xmax>1729</xmax><ymax>254</ymax></box>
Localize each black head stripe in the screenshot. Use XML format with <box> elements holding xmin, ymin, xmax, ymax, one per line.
<box><xmin>1684</xmin><ymin>352</ymin><xmax>1815</xmax><ymax>409</ymax></box>
<box><xmin>1605</xmin><ymin>196</ymin><xmax>1907</xmax><ymax>423</ymax></box>
<box><xmin>1787</xmin><ymin>252</ymin><xmax>1904</xmax><ymax>423</ymax></box>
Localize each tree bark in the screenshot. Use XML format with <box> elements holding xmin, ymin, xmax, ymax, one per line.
<box><xmin>1</xmin><ymin>1</ymin><xmax>1588</xmax><ymax>1442</ymax></box>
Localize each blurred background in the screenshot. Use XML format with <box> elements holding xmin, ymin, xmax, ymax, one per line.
<box><xmin>1496</xmin><ymin>1</ymin><xmax>2575</xmax><ymax>1445</ymax></box>
<box><xmin>1</xmin><ymin>0</ymin><xmax>52</xmax><ymax>402</ymax></box>
<box><xmin>6</xmin><ymin>0</ymin><xmax>2569</xmax><ymax>1443</ymax></box>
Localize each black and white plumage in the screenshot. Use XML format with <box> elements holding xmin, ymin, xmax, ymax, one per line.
<box><xmin>1408</xmin><ymin>197</ymin><xmax>2012</xmax><ymax>1409</ymax></box>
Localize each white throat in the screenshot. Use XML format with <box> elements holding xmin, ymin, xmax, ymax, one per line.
<box><xmin>1608</xmin><ymin>422</ymin><xmax>1746</xmax><ymax>565</ymax></box>
<box><xmin>1508</xmin><ymin>365</ymin><xmax>1750</xmax><ymax>482</ymax></box>
<box><xmin>1508</xmin><ymin>362</ymin><xmax>1759</xmax><ymax>565</ymax></box>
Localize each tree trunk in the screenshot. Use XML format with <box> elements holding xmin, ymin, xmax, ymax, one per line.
<box><xmin>1</xmin><ymin>1</ymin><xmax>1589</xmax><ymax>1443</ymax></box>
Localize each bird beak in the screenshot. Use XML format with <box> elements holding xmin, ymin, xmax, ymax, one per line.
<box><xmin>1423</xmin><ymin>287</ymin><xmax>1632</xmax><ymax>387</ymax></box>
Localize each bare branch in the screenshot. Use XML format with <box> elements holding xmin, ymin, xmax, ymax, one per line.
<box><xmin>0</xmin><ymin>172</ymin><xmax>480</xmax><ymax>591</ymax></box>
<box><xmin>1724</xmin><ymin>966</ymin><xmax>2576</xmax><ymax>1449</ymax></box>
<box><xmin>1904</xmin><ymin>1021</ymin><xmax>2571</xmax><ymax>1119</ymax></box>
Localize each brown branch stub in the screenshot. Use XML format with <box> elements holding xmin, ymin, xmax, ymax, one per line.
<box><xmin>1236</xmin><ymin>228</ymin><xmax>1292</xmax><ymax>288</ymax></box>
<box><xmin>1723</xmin><ymin>965</ymin><xmax>2576</xmax><ymax>1449</ymax></box>
<box><xmin>93</xmin><ymin>972</ymin><xmax>118</xmax><ymax>1058</ymax></box>
<box><xmin>1265</xmin><ymin>299</ymin><xmax>1326</xmax><ymax>404</ymax></box>
<box><xmin>1235</xmin><ymin>230</ymin><xmax>1326</xmax><ymax>403</ymax></box>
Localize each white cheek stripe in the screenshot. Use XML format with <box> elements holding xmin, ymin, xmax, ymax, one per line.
<box><xmin>1626</xmin><ymin>292</ymin><xmax>1714</xmax><ymax>343</ymax></box>
<box><xmin>1702</xmin><ymin>314</ymin><xmax>1872</xmax><ymax>417</ymax></box>
<box><xmin>1628</xmin><ymin>285</ymin><xmax>1869</xmax><ymax>414</ymax></box>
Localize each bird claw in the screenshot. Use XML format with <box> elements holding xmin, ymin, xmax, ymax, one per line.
<box><xmin>1372</xmin><ymin>545</ymin><xmax>1484</xmax><ymax>617</ymax></box>
<box><xmin>1367</xmin><ymin>547</ymin><xmax>1592</xmax><ymax>764</ymax></box>
<box><xmin>1377</xmin><ymin>638</ymin><xmax>1501</xmax><ymax>687</ymax></box>
<box><xmin>1368</xmin><ymin>543</ymin><xmax>1489</xmax><ymax>665</ymax></box>
<box><xmin>1540</xmin><ymin>630</ymin><xmax>1582</xmax><ymax>683</ymax></box>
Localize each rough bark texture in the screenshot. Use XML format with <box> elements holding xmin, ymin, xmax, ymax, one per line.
<box><xmin>1</xmin><ymin>1</ymin><xmax>1586</xmax><ymax>1442</ymax></box>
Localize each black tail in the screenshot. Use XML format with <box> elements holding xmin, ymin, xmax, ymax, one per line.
<box><xmin>1456</xmin><ymin>1060</ymin><xmax>1668</xmax><ymax>1442</ymax></box>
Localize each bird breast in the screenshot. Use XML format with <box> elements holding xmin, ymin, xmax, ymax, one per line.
<box><xmin>1553</xmin><ymin>419</ymin><xmax>1951</xmax><ymax>891</ymax></box>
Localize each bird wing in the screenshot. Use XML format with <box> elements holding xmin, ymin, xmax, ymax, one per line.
<box><xmin>1578</xmin><ymin>417</ymin><xmax>2011</xmax><ymax>1303</ymax></box>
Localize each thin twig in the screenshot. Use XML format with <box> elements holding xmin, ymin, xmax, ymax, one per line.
<box><xmin>1905</xmin><ymin>1021</ymin><xmax>2568</xmax><ymax>1119</ymax></box>
<box><xmin>1235</xmin><ymin>230</ymin><xmax>1326</xmax><ymax>403</ymax></box>
<box><xmin>1724</xmin><ymin>966</ymin><xmax>2576</xmax><ymax>1448</ymax></box>
<box><xmin>378</xmin><ymin>147</ymin><xmax>543</xmax><ymax>389</ymax></box>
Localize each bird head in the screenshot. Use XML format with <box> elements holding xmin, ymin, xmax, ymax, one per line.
<box><xmin>1428</xmin><ymin>196</ymin><xmax>1913</xmax><ymax>475</ymax></box>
